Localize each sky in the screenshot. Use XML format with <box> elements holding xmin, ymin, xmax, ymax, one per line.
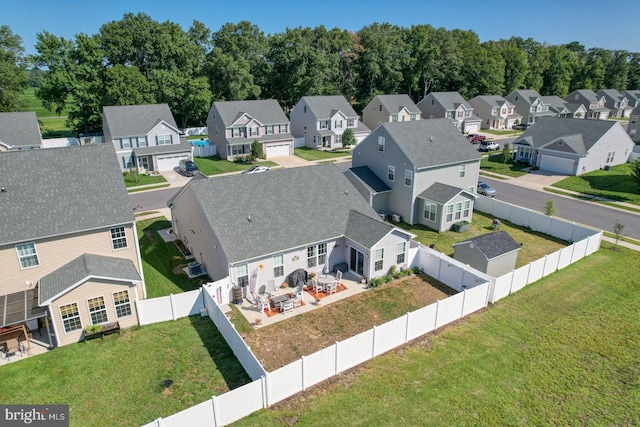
<box><xmin>2</xmin><ymin>0</ymin><xmax>638</xmax><ymax>55</ymax></box>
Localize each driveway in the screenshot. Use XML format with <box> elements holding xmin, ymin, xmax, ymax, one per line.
<box><xmin>160</xmin><ymin>168</ymin><xmax>193</xmax><ymax>187</ymax></box>
<box><xmin>511</xmin><ymin>169</ymin><xmax>567</xmax><ymax>190</ymax></box>
<box><xmin>270</xmin><ymin>155</ymin><xmax>312</xmax><ymax>168</ymax></box>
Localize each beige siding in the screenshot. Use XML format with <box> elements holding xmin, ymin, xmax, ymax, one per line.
<box><xmin>50</xmin><ymin>278</ymin><xmax>140</xmax><ymax>347</ymax></box>
<box><xmin>0</xmin><ymin>224</ymin><xmax>139</xmax><ymax>296</ymax></box>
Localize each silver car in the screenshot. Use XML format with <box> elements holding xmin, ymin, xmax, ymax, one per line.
<box><xmin>477</xmin><ymin>181</ymin><xmax>496</xmax><ymax>197</ymax></box>
<box><xmin>241</xmin><ymin>166</ymin><xmax>271</xmax><ymax>174</ymax></box>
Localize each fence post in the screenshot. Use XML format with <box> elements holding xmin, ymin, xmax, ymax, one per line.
<box><xmin>154</xmin><ymin>417</ymin><xmax>164</xmax><ymax>427</ymax></box>
<box><xmin>405</xmin><ymin>312</ymin><xmax>410</xmax><ymax>343</ymax></box>
<box><xmin>372</xmin><ymin>326</ymin><xmax>377</xmax><ymax>358</ymax></box>
<box><xmin>461</xmin><ymin>288</ymin><xmax>467</xmax><ymax>317</ymax></box>
<box><xmin>261</xmin><ymin>375</ymin><xmax>267</xmax><ymax>408</ymax></box>
<box><xmin>170</xmin><ymin>294</ymin><xmax>177</xmax><ymax>320</ymax></box>
<box><xmin>264</xmin><ymin>372</ymin><xmax>271</xmax><ymax>407</ymax></box>
<box><xmin>334</xmin><ymin>341</ymin><xmax>339</xmax><ymax>375</ymax></box>
<box><xmin>301</xmin><ymin>355</ymin><xmax>306</xmax><ymax>391</ymax></box>
<box><xmin>211</xmin><ymin>395</ymin><xmax>219</xmax><ymax>427</ymax></box>
<box><xmin>434</xmin><ymin>300</ymin><xmax>440</xmax><ymax>329</ymax></box>
<box><xmin>525</xmin><ymin>262</ymin><xmax>533</xmax><ymax>285</ymax></box>
<box><xmin>135</xmin><ymin>300</ymin><xmax>143</xmax><ymax>325</ymax></box>
<box><xmin>570</xmin><ymin>242</ymin><xmax>577</xmax><ymax>263</ymax></box>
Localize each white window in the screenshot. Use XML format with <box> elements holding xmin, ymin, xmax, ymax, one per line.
<box><xmin>16</xmin><ymin>242</ymin><xmax>39</xmax><ymax>269</ymax></box>
<box><xmin>307</xmin><ymin>243</ymin><xmax>327</xmax><ymax>268</ymax></box>
<box><xmin>232</xmin><ymin>128</ymin><xmax>241</xmax><ymax>138</ymax></box>
<box><xmin>374</xmin><ymin>248</ymin><xmax>384</xmax><ymax>271</ymax></box>
<box><xmin>606</xmin><ymin>151</ymin><xmax>615</xmax><ymax>163</ymax></box>
<box><xmin>387</xmin><ymin>165</ymin><xmax>395</xmax><ymax>182</ymax></box>
<box><xmin>424</xmin><ymin>201</ymin><xmax>436</xmax><ymax>221</ymax></box>
<box><xmin>250</xmin><ymin>126</ymin><xmax>259</xmax><ymax>136</ymax></box>
<box><xmin>378</xmin><ymin>136</ymin><xmax>385</xmax><ymax>152</ymax></box>
<box><xmin>236</xmin><ymin>263</ymin><xmax>248</xmax><ymax>287</ymax></box>
<box><xmin>88</xmin><ymin>296</ymin><xmax>108</xmax><ymax>325</ymax></box>
<box><xmin>266</xmin><ymin>125</ymin><xmax>274</xmax><ymax>134</ymax></box>
<box><xmin>113</xmin><ymin>290</ymin><xmax>132</xmax><ymax>318</ymax></box>
<box><xmin>110</xmin><ymin>226</ymin><xmax>128</xmax><ymax>250</ymax></box>
<box><xmin>320</xmin><ymin>120</ymin><xmax>329</xmax><ymax>129</ymax></box>
<box><xmin>463</xmin><ymin>200</ymin><xmax>471</xmax><ymax>218</ymax></box>
<box><xmin>60</xmin><ymin>303</ymin><xmax>82</xmax><ymax>333</ymax></box>
<box><xmin>280</xmin><ymin>124</ymin><xmax>287</xmax><ymax>133</ymax></box>
<box><xmin>318</xmin><ymin>243</ymin><xmax>327</xmax><ymax>265</ymax></box>
<box><xmin>157</xmin><ymin>134</ymin><xmax>172</xmax><ymax>145</ymax></box>
<box><xmin>121</xmin><ymin>138</ymin><xmax>131</xmax><ymax>149</ymax></box>
<box><xmin>397</xmin><ymin>242</ymin><xmax>406</xmax><ymax>264</ymax></box>
<box><xmin>455</xmin><ymin>202</ymin><xmax>463</xmax><ymax>220</ymax></box>
<box><xmin>391</xmin><ymin>115</ymin><xmax>398</xmax><ymax>122</ymax></box>
<box><xmin>459</xmin><ymin>164</ymin><xmax>466</xmax><ymax>178</ymax></box>
<box><xmin>410</xmin><ymin>114</ymin><xmax>417</xmax><ymax>121</ymax></box>
<box><xmin>446</xmin><ymin>204</ymin><xmax>453</xmax><ymax>222</ymax></box>
<box><xmin>335</xmin><ymin>134</ymin><xmax>342</xmax><ymax>146</ymax></box>
<box><xmin>347</xmin><ymin>118</ymin><xmax>355</xmax><ymax>127</ymax></box>
<box><xmin>335</xmin><ymin>120</ymin><xmax>343</xmax><ymax>128</ymax></box>
<box><xmin>404</xmin><ymin>170</ymin><xmax>413</xmax><ymax>186</ymax></box>
<box><xmin>137</xmin><ymin>137</ymin><xmax>147</xmax><ymax>147</ymax></box>
<box><xmin>273</xmin><ymin>254</ymin><xmax>284</xmax><ymax>278</ymax></box>
<box><xmin>631</xmin><ymin>117</ymin><xmax>637</xmax><ymax>125</ymax></box>
<box><xmin>231</xmin><ymin>145</ymin><xmax>243</xmax><ymax>156</ymax></box>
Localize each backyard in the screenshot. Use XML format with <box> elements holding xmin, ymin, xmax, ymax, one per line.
<box><xmin>193</xmin><ymin>155</ymin><xmax>278</xmax><ymax>175</ymax></box>
<box><xmin>234</xmin><ymin>241</ymin><xmax>640</xmax><ymax>426</ymax></box>
<box><xmin>294</xmin><ymin>147</ymin><xmax>351</xmax><ymax>161</ymax></box>
<box><xmin>20</xmin><ymin>87</ymin><xmax>74</xmax><ymax>138</ymax></box>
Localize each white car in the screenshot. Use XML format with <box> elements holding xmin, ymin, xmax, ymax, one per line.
<box><xmin>241</xmin><ymin>166</ymin><xmax>271</xmax><ymax>174</ymax></box>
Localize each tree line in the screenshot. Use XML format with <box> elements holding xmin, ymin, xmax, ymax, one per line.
<box><xmin>1</xmin><ymin>13</ymin><xmax>639</xmax><ymax>134</ymax></box>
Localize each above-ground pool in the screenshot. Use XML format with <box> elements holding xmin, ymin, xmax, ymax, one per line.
<box><xmin>190</xmin><ymin>138</ymin><xmax>209</xmax><ymax>147</ymax></box>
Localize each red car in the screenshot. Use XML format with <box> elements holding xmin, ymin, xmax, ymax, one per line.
<box><xmin>466</xmin><ymin>134</ymin><xmax>486</xmax><ymax>144</ymax></box>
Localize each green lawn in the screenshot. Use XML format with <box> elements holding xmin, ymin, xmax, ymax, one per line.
<box><xmin>480</xmin><ymin>153</ymin><xmax>529</xmax><ymax>177</ymax></box>
<box><xmin>235</xmin><ymin>241</ymin><xmax>640</xmax><ymax>426</ymax></box>
<box><xmin>551</xmin><ymin>163</ymin><xmax>640</xmax><ymax>206</ymax></box>
<box><xmin>20</xmin><ymin>87</ymin><xmax>75</xmax><ymax>138</ymax></box>
<box><xmin>137</xmin><ymin>218</ymin><xmax>209</xmax><ymax>298</ymax></box>
<box><xmin>294</xmin><ymin>147</ymin><xmax>351</xmax><ymax>161</ymax></box>
<box><xmin>0</xmin><ymin>316</ymin><xmax>251</xmax><ymax>427</ymax></box>
<box><xmin>480</xmin><ymin>129</ymin><xmax>523</xmax><ymax>136</ymax></box>
<box><xmin>123</xmin><ymin>172</ymin><xmax>167</xmax><ymax>188</ymax></box>
<box><xmin>128</xmin><ymin>184</ymin><xmax>171</xmax><ymax>193</ymax></box>
<box><xmin>396</xmin><ymin>211</ymin><xmax>567</xmax><ymax>267</ymax></box>
<box><xmin>193</xmin><ymin>156</ymin><xmax>277</xmax><ymax>175</ymax></box>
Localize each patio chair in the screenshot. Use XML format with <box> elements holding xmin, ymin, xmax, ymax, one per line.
<box><xmin>268</xmin><ymin>279</ymin><xmax>279</xmax><ymax>296</ymax></box>
<box><xmin>335</xmin><ymin>270</ymin><xmax>343</xmax><ymax>284</ymax></box>
<box><xmin>257</xmin><ymin>284</ymin><xmax>269</xmax><ymax>298</ymax></box>
<box><xmin>4</xmin><ymin>338</ymin><xmax>20</xmax><ymax>360</ymax></box>
<box><xmin>255</xmin><ymin>295</ymin><xmax>270</xmax><ymax>314</ymax></box>
<box><xmin>325</xmin><ymin>280</ymin><xmax>338</xmax><ymax>295</ymax></box>
<box><xmin>292</xmin><ymin>291</ymin><xmax>303</xmax><ymax>308</ymax></box>
<box><xmin>280</xmin><ymin>299</ymin><xmax>294</xmax><ymax>314</ymax></box>
<box><xmin>311</xmin><ymin>278</ymin><xmax>323</xmax><ymax>294</ymax></box>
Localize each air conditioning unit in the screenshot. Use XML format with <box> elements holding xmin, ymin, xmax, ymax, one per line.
<box><xmin>391</xmin><ymin>213</ymin><xmax>401</xmax><ymax>222</ymax></box>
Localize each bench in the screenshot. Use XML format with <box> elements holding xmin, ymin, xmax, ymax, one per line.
<box><xmin>84</xmin><ymin>321</ymin><xmax>121</xmax><ymax>342</ymax></box>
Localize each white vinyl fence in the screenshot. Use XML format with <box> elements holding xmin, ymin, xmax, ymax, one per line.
<box><xmin>140</xmin><ymin>198</ymin><xmax>602</xmax><ymax>426</ymax></box>
<box><xmin>136</xmin><ymin>289</ymin><xmax>204</xmax><ymax>325</ymax></box>
<box><xmin>182</xmin><ymin>127</ymin><xmax>208</xmax><ymax>136</ymax></box>
<box><xmin>192</xmin><ymin>145</ymin><xmax>217</xmax><ymax>157</ymax></box>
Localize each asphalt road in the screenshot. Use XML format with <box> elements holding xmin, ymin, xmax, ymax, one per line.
<box><xmin>130</xmin><ymin>187</ymin><xmax>180</xmax><ymax>212</ymax></box>
<box><xmin>481</xmin><ymin>176</ymin><xmax>640</xmax><ymax>240</ymax></box>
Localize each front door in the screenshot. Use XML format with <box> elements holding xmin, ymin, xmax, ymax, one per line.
<box><xmin>137</xmin><ymin>156</ymin><xmax>149</xmax><ymax>170</ymax></box>
<box><xmin>349</xmin><ymin>247</ymin><xmax>364</xmax><ymax>276</ymax></box>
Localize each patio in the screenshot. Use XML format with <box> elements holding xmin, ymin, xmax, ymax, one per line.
<box><xmin>0</xmin><ymin>328</ymin><xmax>52</xmax><ymax>366</ymax></box>
<box><xmin>233</xmin><ymin>271</ymin><xmax>368</xmax><ymax>328</ymax></box>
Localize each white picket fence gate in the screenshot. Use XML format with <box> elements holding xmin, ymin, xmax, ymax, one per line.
<box><xmin>139</xmin><ymin>198</ymin><xmax>602</xmax><ymax>426</ymax></box>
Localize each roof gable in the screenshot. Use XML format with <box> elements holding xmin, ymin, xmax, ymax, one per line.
<box><xmin>298</xmin><ymin>95</ymin><xmax>358</xmax><ymax>119</ymax></box>
<box><xmin>417</xmin><ymin>182</ymin><xmax>472</xmax><ymax>204</ymax></box>
<box><xmin>0</xmin><ymin>112</ymin><xmax>42</xmax><ymax>148</ymax></box>
<box><xmin>455</xmin><ymin>231</ymin><xmax>521</xmax><ymax>260</ymax></box>
<box><xmin>103</xmin><ymin>104</ymin><xmax>177</xmax><ymax>138</ymax></box>
<box><xmin>370</xmin><ymin>94</ymin><xmax>421</xmax><ymax>114</ymax></box>
<box><xmin>213</xmin><ymin>100</ymin><xmax>289</xmax><ymax>126</ymax></box>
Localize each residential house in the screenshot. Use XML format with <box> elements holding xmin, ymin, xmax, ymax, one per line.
<box><xmin>627</xmin><ymin>105</ymin><xmax>640</xmax><ymax>142</ymax></box>
<box><xmin>102</xmin><ymin>104</ymin><xmax>192</xmax><ymax>172</ymax></box>
<box><xmin>0</xmin><ymin>144</ymin><xmax>146</xmax><ymax>347</ymax></box>
<box><xmin>513</xmin><ymin>117</ymin><xmax>634</xmax><ymax>175</ymax></box>
<box><xmin>362</xmin><ymin>94</ymin><xmax>421</xmax><ymax>131</ymax></box>
<box><xmin>564</xmin><ymin>90</ymin><xmax>610</xmax><ymax>120</ymax></box>
<box><xmin>467</xmin><ymin>95</ymin><xmax>521</xmax><ymax>130</ymax></box>
<box><xmin>347</xmin><ymin>119</ymin><xmax>482</xmax><ymax>232</ymax></box>
<box><xmin>206</xmin><ymin>100</ymin><xmax>294</xmax><ymax>161</ymax></box>
<box><xmin>0</xmin><ymin>112</ymin><xmax>42</xmax><ymax>151</ymax></box>
<box><xmin>541</xmin><ymin>96</ymin><xmax>587</xmax><ymax>119</ymax></box>
<box><xmin>622</xmin><ymin>90</ymin><xmax>640</xmax><ymax>109</ymax></box>
<box><xmin>453</xmin><ymin>231</ymin><xmax>521</xmax><ymax>277</ymax></box>
<box><xmin>290</xmin><ymin>95</ymin><xmax>370</xmax><ymax>150</ymax></box>
<box><xmin>505</xmin><ymin>90</ymin><xmax>555</xmax><ymax>124</ymax></box>
<box><xmin>597</xmin><ymin>89</ymin><xmax>634</xmax><ymax>118</ymax></box>
<box><xmin>167</xmin><ymin>164</ymin><xmax>414</xmax><ymax>290</ymax></box>
<box><xmin>417</xmin><ymin>92</ymin><xmax>482</xmax><ymax>133</ymax></box>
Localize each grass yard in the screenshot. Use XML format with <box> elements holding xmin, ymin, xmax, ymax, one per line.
<box><xmin>294</xmin><ymin>147</ymin><xmax>351</xmax><ymax>161</ymax></box>
<box><xmin>20</xmin><ymin>87</ymin><xmax>75</xmax><ymax>138</ymax></box>
<box><xmin>128</xmin><ymin>184</ymin><xmax>171</xmax><ymax>193</ymax></box>
<box><xmin>480</xmin><ymin>153</ymin><xmax>529</xmax><ymax>177</ymax></box>
<box><xmin>480</xmin><ymin>129</ymin><xmax>523</xmax><ymax>136</ymax></box>
<box><xmin>551</xmin><ymin>163</ymin><xmax>640</xmax><ymax>206</ymax></box>
<box><xmin>123</xmin><ymin>172</ymin><xmax>167</xmax><ymax>188</ymax></box>
<box><xmin>0</xmin><ymin>316</ymin><xmax>251</xmax><ymax>427</ymax></box>
<box><xmin>397</xmin><ymin>211</ymin><xmax>567</xmax><ymax>267</ymax></box>
<box><xmin>137</xmin><ymin>217</ymin><xmax>209</xmax><ymax>298</ymax></box>
<box><xmin>234</xmin><ymin>241</ymin><xmax>640</xmax><ymax>426</ymax></box>
<box><xmin>193</xmin><ymin>156</ymin><xmax>277</xmax><ymax>175</ymax></box>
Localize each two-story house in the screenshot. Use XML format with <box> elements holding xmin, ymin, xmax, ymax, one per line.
<box><xmin>362</xmin><ymin>94</ymin><xmax>422</xmax><ymax>131</ymax></box>
<box><xmin>206</xmin><ymin>100</ymin><xmax>294</xmax><ymax>161</ymax></box>
<box><xmin>598</xmin><ymin>89</ymin><xmax>634</xmax><ymax>118</ymax></box>
<box><xmin>541</xmin><ymin>96</ymin><xmax>587</xmax><ymax>119</ymax></box>
<box><xmin>467</xmin><ymin>95</ymin><xmax>521</xmax><ymax>130</ymax></box>
<box><xmin>290</xmin><ymin>95</ymin><xmax>370</xmax><ymax>150</ymax></box>
<box><xmin>347</xmin><ymin>119</ymin><xmax>482</xmax><ymax>232</ymax></box>
<box><xmin>0</xmin><ymin>112</ymin><xmax>42</xmax><ymax>151</ymax></box>
<box><xmin>622</xmin><ymin>90</ymin><xmax>640</xmax><ymax>109</ymax></box>
<box><xmin>564</xmin><ymin>90</ymin><xmax>610</xmax><ymax>120</ymax></box>
<box><xmin>102</xmin><ymin>104</ymin><xmax>192</xmax><ymax>172</ymax></box>
<box><xmin>505</xmin><ymin>90</ymin><xmax>555</xmax><ymax>124</ymax></box>
<box><xmin>417</xmin><ymin>92</ymin><xmax>482</xmax><ymax>133</ymax></box>
<box><xmin>0</xmin><ymin>144</ymin><xmax>146</xmax><ymax>347</ymax></box>
<box><xmin>627</xmin><ymin>105</ymin><xmax>640</xmax><ymax>142</ymax></box>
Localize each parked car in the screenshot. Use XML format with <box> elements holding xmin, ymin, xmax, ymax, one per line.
<box><xmin>241</xmin><ymin>165</ymin><xmax>271</xmax><ymax>174</ymax></box>
<box><xmin>179</xmin><ymin>159</ymin><xmax>199</xmax><ymax>177</ymax></box>
<box><xmin>466</xmin><ymin>134</ymin><xmax>486</xmax><ymax>144</ymax></box>
<box><xmin>477</xmin><ymin>181</ymin><xmax>496</xmax><ymax>197</ymax></box>
<box><xmin>512</xmin><ymin>123</ymin><xmax>531</xmax><ymax>130</ymax></box>
<box><xmin>478</xmin><ymin>141</ymin><xmax>500</xmax><ymax>152</ymax></box>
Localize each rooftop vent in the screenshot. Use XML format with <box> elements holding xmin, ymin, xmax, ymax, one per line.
<box><xmin>0</xmin><ymin>187</ymin><xmax>6</xmax><ymax>193</ymax></box>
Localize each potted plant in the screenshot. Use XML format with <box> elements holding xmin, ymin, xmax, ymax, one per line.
<box><xmin>254</xmin><ymin>318</ymin><xmax>262</xmax><ymax>327</ymax></box>
<box><xmin>315</xmin><ymin>297</ymin><xmax>322</xmax><ymax>305</ymax></box>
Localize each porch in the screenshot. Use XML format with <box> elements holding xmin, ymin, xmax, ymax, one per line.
<box><xmin>0</xmin><ymin>323</ymin><xmax>53</xmax><ymax>366</ymax></box>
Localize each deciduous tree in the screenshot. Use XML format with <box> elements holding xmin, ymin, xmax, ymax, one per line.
<box><xmin>0</xmin><ymin>25</ymin><xmax>28</xmax><ymax>111</ymax></box>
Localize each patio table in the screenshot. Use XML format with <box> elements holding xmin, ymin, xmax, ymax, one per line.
<box><xmin>270</xmin><ymin>294</ymin><xmax>290</xmax><ymax>310</ymax></box>
<box><xmin>316</xmin><ymin>273</ymin><xmax>336</xmax><ymax>286</ymax></box>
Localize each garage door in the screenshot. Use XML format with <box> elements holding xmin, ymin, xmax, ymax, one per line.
<box><xmin>265</xmin><ymin>143</ymin><xmax>290</xmax><ymax>157</ymax></box>
<box><xmin>156</xmin><ymin>154</ymin><xmax>189</xmax><ymax>171</ymax></box>
<box><xmin>540</xmin><ymin>155</ymin><xmax>574</xmax><ymax>175</ymax></box>
<box><xmin>464</xmin><ymin>123</ymin><xmax>481</xmax><ymax>133</ymax></box>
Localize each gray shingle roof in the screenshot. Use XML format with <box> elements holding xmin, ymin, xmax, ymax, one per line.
<box><xmin>374</xmin><ymin>94</ymin><xmax>421</xmax><ymax>114</ymax></box>
<box><xmin>0</xmin><ymin>144</ymin><xmax>133</xmax><ymax>245</ymax></box>
<box><xmin>0</xmin><ymin>112</ymin><xmax>42</xmax><ymax>148</ymax></box>
<box><xmin>380</xmin><ymin>119</ymin><xmax>482</xmax><ymax>169</ymax></box>
<box><xmin>469</xmin><ymin>95</ymin><xmax>512</xmax><ymax>108</ymax></box>
<box><xmin>344</xmin><ymin>210</ymin><xmax>394</xmax><ymax>249</ymax></box>
<box><xmin>38</xmin><ymin>254</ymin><xmax>141</xmax><ymax>304</ymax></box>
<box><xmin>598</xmin><ymin>89</ymin><xmax>624</xmax><ymax>101</ymax></box>
<box><xmin>213</xmin><ymin>100</ymin><xmax>289</xmax><ymax>126</ymax></box>
<box><xmin>508</xmin><ymin>89</ymin><xmax>543</xmax><ymax>104</ymax></box>
<box><xmin>455</xmin><ymin>231</ymin><xmax>521</xmax><ymax>260</ymax></box>
<box><xmin>300</xmin><ymin>96</ymin><xmax>359</xmax><ymax>118</ymax></box>
<box><xmin>566</xmin><ymin>90</ymin><xmax>600</xmax><ymax>104</ymax></box>
<box><xmin>417</xmin><ymin>182</ymin><xmax>467</xmax><ymax>204</ymax></box>
<box><xmin>512</xmin><ymin>117</ymin><xmax>618</xmax><ymax>154</ymax></box>
<box><xmin>427</xmin><ymin>92</ymin><xmax>472</xmax><ymax>110</ymax></box>
<box><xmin>348</xmin><ymin>166</ymin><xmax>391</xmax><ymax>193</ymax></box>
<box><xmin>103</xmin><ymin>104</ymin><xmax>178</xmax><ymax>138</ymax></box>
<box><xmin>133</xmin><ymin>140</ymin><xmax>192</xmax><ymax>156</ymax></box>
<box><xmin>175</xmin><ymin>163</ymin><xmax>387</xmax><ymax>263</ymax></box>
<box><xmin>541</xmin><ymin>96</ymin><xmax>571</xmax><ymax>114</ymax></box>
